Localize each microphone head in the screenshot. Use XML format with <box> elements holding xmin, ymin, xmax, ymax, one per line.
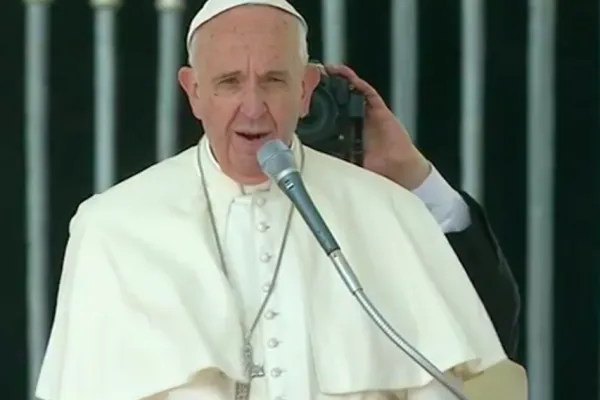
<box><xmin>257</xmin><ymin>139</ymin><xmax>298</xmax><ymax>181</ymax></box>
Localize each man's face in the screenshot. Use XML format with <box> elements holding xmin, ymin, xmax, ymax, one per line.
<box><xmin>179</xmin><ymin>6</ymin><xmax>320</xmax><ymax>183</ymax></box>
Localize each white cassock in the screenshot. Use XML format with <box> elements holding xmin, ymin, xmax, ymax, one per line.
<box><xmin>36</xmin><ymin>134</ymin><xmax>513</xmax><ymax>400</ymax></box>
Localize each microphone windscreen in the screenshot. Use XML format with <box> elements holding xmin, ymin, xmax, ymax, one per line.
<box><xmin>257</xmin><ymin>139</ymin><xmax>297</xmax><ymax>180</ymax></box>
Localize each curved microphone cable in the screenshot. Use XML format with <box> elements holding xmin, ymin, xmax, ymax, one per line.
<box><xmin>257</xmin><ymin>139</ymin><xmax>469</xmax><ymax>400</ymax></box>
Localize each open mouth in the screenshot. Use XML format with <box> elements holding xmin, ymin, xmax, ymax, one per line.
<box><xmin>235</xmin><ymin>131</ymin><xmax>269</xmax><ymax>141</ymax></box>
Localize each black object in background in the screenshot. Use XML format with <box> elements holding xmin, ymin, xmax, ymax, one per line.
<box><xmin>296</xmin><ymin>69</ymin><xmax>365</xmax><ymax>164</ymax></box>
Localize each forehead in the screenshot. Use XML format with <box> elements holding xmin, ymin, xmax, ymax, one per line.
<box><xmin>195</xmin><ymin>6</ymin><xmax>300</xmax><ymax>73</ymax></box>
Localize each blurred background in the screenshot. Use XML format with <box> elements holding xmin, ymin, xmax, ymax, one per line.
<box><xmin>2</xmin><ymin>0</ymin><xmax>599</xmax><ymax>399</ymax></box>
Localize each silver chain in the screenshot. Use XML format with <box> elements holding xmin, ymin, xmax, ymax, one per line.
<box><xmin>196</xmin><ymin>141</ymin><xmax>304</xmax><ymax>399</ymax></box>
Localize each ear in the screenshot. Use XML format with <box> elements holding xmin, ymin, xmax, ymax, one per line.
<box><xmin>178</xmin><ymin>66</ymin><xmax>204</xmax><ymax>120</ymax></box>
<box><xmin>299</xmin><ymin>64</ymin><xmax>322</xmax><ymax>117</ymax></box>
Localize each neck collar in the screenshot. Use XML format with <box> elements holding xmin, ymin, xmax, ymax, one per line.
<box><xmin>197</xmin><ymin>135</ymin><xmax>303</xmax><ymax>202</ymax></box>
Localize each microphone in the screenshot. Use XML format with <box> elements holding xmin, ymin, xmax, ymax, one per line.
<box><xmin>256</xmin><ymin>139</ymin><xmax>341</xmax><ymax>256</ymax></box>
<box><xmin>257</xmin><ymin>139</ymin><xmax>470</xmax><ymax>400</ymax></box>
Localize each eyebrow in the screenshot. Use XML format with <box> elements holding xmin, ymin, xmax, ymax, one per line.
<box><xmin>211</xmin><ymin>70</ymin><xmax>290</xmax><ymax>83</ymax></box>
<box><xmin>264</xmin><ymin>70</ymin><xmax>290</xmax><ymax>78</ymax></box>
<box><xmin>212</xmin><ymin>71</ymin><xmax>241</xmax><ymax>83</ymax></box>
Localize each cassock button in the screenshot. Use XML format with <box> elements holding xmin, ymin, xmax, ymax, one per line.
<box><xmin>262</xmin><ymin>283</ymin><xmax>271</xmax><ymax>293</ymax></box>
<box><xmin>267</xmin><ymin>338</ymin><xmax>279</xmax><ymax>348</ymax></box>
<box><xmin>257</xmin><ymin>222</ymin><xmax>270</xmax><ymax>232</ymax></box>
<box><xmin>264</xmin><ymin>310</ymin><xmax>278</xmax><ymax>320</ymax></box>
<box><xmin>260</xmin><ymin>252</ymin><xmax>272</xmax><ymax>262</ymax></box>
<box><xmin>255</xmin><ymin>197</ymin><xmax>266</xmax><ymax>206</ymax></box>
<box><xmin>270</xmin><ymin>367</ymin><xmax>283</xmax><ymax>378</ymax></box>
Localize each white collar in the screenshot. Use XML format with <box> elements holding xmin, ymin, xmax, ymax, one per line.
<box><xmin>199</xmin><ymin>134</ymin><xmax>302</xmax><ymax>200</ymax></box>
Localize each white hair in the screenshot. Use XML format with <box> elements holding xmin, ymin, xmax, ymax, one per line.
<box><xmin>187</xmin><ymin>16</ymin><xmax>310</xmax><ymax>67</ymax></box>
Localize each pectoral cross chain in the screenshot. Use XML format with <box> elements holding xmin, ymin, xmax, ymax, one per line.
<box><xmin>244</xmin><ymin>343</ymin><xmax>265</xmax><ymax>379</ymax></box>
<box><xmin>234</xmin><ymin>344</ymin><xmax>265</xmax><ymax>400</ymax></box>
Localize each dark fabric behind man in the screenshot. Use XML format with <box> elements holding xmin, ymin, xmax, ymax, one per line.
<box><xmin>448</xmin><ymin>193</ymin><xmax>521</xmax><ymax>359</ymax></box>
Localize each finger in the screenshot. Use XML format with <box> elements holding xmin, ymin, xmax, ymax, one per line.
<box><xmin>328</xmin><ymin>65</ymin><xmax>379</xmax><ymax>97</ymax></box>
<box><xmin>308</xmin><ymin>62</ymin><xmax>328</xmax><ymax>77</ymax></box>
<box><xmin>309</xmin><ymin>61</ymin><xmax>326</xmax><ymax>73</ymax></box>
<box><xmin>325</xmin><ymin>64</ymin><xmax>387</xmax><ymax>108</ymax></box>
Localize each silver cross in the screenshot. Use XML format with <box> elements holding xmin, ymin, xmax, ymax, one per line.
<box><xmin>243</xmin><ymin>343</ymin><xmax>265</xmax><ymax>379</ymax></box>
<box><xmin>235</xmin><ymin>343</ymin><xmax>265</xmax><ymax>400</ymax></box>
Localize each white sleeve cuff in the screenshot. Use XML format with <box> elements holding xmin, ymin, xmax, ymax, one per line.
<box><xmin>411</xmin><ymin>165</ymin><xmax>471</xmax><ymax>233</ymax></box>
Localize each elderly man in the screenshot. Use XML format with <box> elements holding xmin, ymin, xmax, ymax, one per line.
<box><xmin>36</xmin><ymin>0</ymin><xmax>522</xmax><ymax>399</ymax></box>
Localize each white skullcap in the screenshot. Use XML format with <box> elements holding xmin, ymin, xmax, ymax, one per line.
<box><xmin>186</xmin><ymin>0</ymin><xmax>308</xmax><ymax>61</ymax></box>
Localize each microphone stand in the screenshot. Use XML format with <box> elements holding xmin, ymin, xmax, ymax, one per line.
<box><xmin>327</xmin><ymin>249</ymin><xmax>470</xmax><ymax>400</ymax></box>
<box><xmin>327</xmin><ymin>85</ymin><xmax>469</xmax><ymax>398</ymax></box>
<box><xmin>258</xmin><ymin>139</ymin><xmax>470</xmax><ymax>399</ymax></box>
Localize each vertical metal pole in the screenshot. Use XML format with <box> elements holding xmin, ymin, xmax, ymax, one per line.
<box><xmin>321</xmin><ymin>0</ymin><xmax>346</xmax><ymax>64</ymax></box>
<box><xmin>526</xmin><ymin>1</ymin><xmax>556</xmax><ymax>399</ymax></box>
<box><xmin>390</xmin><ymin>0</ymin><xmax>418</xmax><ymax>141</ymax></box>
<box><xmin>460</xmin><ymin>0</ymin><xmax>485</xmax><ymax>202</ymax></box>
<box><xmin>24</xmin><ymin>1</ymin><xmax>51</xmax><ymax>398</ymax></box>
<box><xmin>155</xmin><ymin>0</ymin><xmax>184</xmax><ymax>161</ymax></box>
<box><xmin>91</xmin><ymin>0</ymin><xmax>120</xmax><ymax>192</ymax></box>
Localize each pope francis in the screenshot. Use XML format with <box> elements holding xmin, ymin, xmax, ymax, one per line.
<box><xmin>35</xmin><ymin>0</ymin><xmax>526</xmax><ymax>399</ymax></box>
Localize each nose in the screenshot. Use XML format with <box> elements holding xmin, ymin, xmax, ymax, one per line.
<box><xmin>239</xmin><ymin>85</ymin><xmax>267</xmax><ymax>119</ymax></box>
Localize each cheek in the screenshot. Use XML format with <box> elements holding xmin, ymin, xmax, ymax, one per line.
<box><xmin>267</xmin><ymin>91</ymin><xmax>303</xmax><ymax>124</ymax></box>
<box><xmin>198</xmin><ymin>96</ymin><xmax>238</xmax><ymax>133</ymax></box>
<box><xmin>268</xmin><ymin>102</ymin><xmax>300</xmax><ymax>132</ymax></box>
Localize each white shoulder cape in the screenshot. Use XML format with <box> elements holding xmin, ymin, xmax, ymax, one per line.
<box><xmin>36</xmin><ymin>137</ymin><xmax>507</xmax><ymax>400</ymax></box>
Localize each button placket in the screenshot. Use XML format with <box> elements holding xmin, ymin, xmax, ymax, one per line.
<box><xmin>264</xmin><ymin>310</ymin><xmax>278</xmax><ymax>320</ymax></box>
<box><xmin>253</xmin><ymin>202</ymin><xmax>287</xmax><ymax>399</ymax></box>
<box><xmin>260</xmin><ymin>252</ymin><xmax>273</xmax><ymax>263</ymax></box>
<box><xmin>255</xmin><ymin>195</ymin><xmax>266</xmax><ymax>207</ymax></box>
<box><xmin>257</xmin><ymin>221</ymin><xmax>270</xmax><ymax>232</ymax></box>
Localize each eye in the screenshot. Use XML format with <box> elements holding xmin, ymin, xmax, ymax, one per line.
<box><xmin>220</xmin><ymin>77</ymin><xmax>239</xmax><ymax>85</ymax></box>
<box><xmin>265</xmin><ymin>76</ymin><xmax>287</xmax><ymax>86</ymax></box>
